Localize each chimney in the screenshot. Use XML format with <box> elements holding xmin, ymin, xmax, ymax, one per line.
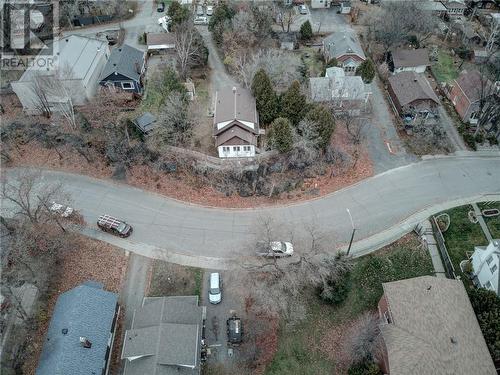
<box><xmin>79</xmin><ymin>337</ymin><xmax>92</xmax><ymax>348</ymax></box>
<box><xmin>232</xmin><ymin>87</ymin><xmax>237</xmax><ymax>119</ymax></box>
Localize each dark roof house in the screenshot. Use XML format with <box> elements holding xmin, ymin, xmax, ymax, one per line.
<box><xmin>99</xmin><ymin>44</ymin><xmax>146</xmax><ymax>94</ymax></box>
<box><xmin>36</xmin><ymin>281</ymin><xmax>119</xmax><ymax>375</ymax></box>
<box><xmin>390</xmin><ymin>48</ymin><xmax>430</xmax><ymax>73</ymax></box>
<box><xmin>388</xmin><ymin>71</ymin><xmax>439</xmax><ymax>117</ymax></box>
<box><xmin>377</xmin><ymin>276</ymin><xmax>496</xmax><ymax>374</ymax></box>
<box><xmin>133</xmin><ymin>112</ymin><xmax>157</xmax><ymax>134</ymax></box>
<box><xmin>122</xmin><ymin>296</ymin><xmax>204</xmax><ymax>375</ymax></box>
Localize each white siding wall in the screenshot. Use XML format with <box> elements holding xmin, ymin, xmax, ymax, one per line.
<box><xmin>311</xmin><ymin>0</ymin><xmax>330</xmax><ymax>8</ymax></box>
<box><xmin>218</xmin><ymin>145</ymin><xmax>255</xmax><ymax>158</ymax></box>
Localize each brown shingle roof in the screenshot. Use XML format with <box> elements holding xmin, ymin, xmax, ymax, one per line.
<box><xmin>392</xmin><ymin>48</ymin><xmax>430</xmax><ymax>69</ymax></box>
<box><xmin>215</xmin><ymin>125</ymin><xmax>257</xmax><ymax>147</ymax></box>
<box><xmin>388</xmin><ymin>71</ymin><xmax>439</xmax><ymax>107</ymax></box>
<box><xmin>381</xmin><ymin>276</ymin><xmax>496</xmax><ymax>375</ymax></box>
<box><xmin>214</xmin><ymin>87</ymin><xmax>258</xmax><ymax>126</ymax></box>
<box><xmin>146</xmin><ymin>33</ymin><xmax>175</xmax><ymax>46</ymax></box>
<box><xmin>454</xmin><ymin>70</ymin><xmax>492</xmax><ymax>103</ymax></box>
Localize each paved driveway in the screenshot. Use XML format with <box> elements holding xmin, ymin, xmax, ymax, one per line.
<box><xmin>3</xmin><ymin>155</ymin><xmax>499</xmax><ymax>267</ymax></box>
<box><xmin>309</xmin><ymin>5</ymin><xmax>347</xmax><ymax>33</ymax></box>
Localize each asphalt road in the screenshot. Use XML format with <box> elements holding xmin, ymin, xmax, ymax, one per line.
<box><xmin>3</xmin><ymin>154</ymin><xmax>500</xmax><ymax>265</ymax></box>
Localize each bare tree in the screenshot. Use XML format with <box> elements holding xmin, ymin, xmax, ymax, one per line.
<box><xmin>474</xmin><ymin>57</ymin><xmax>500</xmax><ymax>139</ymax></box>
<box><xmin>345</xmin><ymin>312</ymin><xmax>382</xmax><ymax>365</ymax></box>
<box><xmin>277</xmin><ymin>5</ymin><xmax>296</xmax><ymax>33</ymax></box>
<box><xmin>1</xmin><ymin>169</ymin><xmax>65</xmax><ymax>224</ymax></box>
<box><xmin>174</xmin><ymin>20</ymin><xmax>204</xmax><ymax>80</ymax></box>
<box><xmin>30</xmin><ymin>74</ymin><xmax>53</xmax><ymax>118</ymax></box>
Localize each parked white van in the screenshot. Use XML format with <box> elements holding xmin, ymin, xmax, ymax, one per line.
<box><xmin>209</xmin><ymin>272</ymin><xmax>222</xmax><ymax>304</ymax></box>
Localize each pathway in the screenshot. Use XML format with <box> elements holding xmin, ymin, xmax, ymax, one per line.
<box><xmin>472</xmin><ymin>203</ymin><xmax>493</xmax><ymax>242</ymax></box>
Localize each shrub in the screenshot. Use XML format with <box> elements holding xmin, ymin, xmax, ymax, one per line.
<box><xmin>475</xmin><ymin>133</ymin><xmax>484</xmax><ymax>144</ymax></box>
<box><xmin>300</xmin><ymin>20</ymin><xmax>313</xmax><ymax>41</ymax></box>
<box><xmin>270</xmin><ymin>117</ymin><xmax>293</xmax><ymax>153</ymax></box>
<box><xmin>304</xmin><ymin>105</ymin><xmax>336</xmax><ymax>150</ymax></box>
<box><xmin>356</xmin><ymin>60</ymin><xmax>376</xmax><ymax>83</ymax></box>
<box><xmin>348</xmin><ymin>362</ymin><xmax>382</xmax><ymax>375</ymax></box>
<box><xmin>462</xmin><ymin>133</ymin><xmax>477</xmax><ymax>150</ymax></box>
<box><xmin>320</xmin><ymin>270</ymin><xmax>351</xmax><ymax>305</ymax></box>
<box><xmin>487</xmin><ymin>135</ymin><xmax>499</xmax><ymax>145</ymax></box>
<box><xmin>280</xmin><ymin>81</ymin><xmax>307</xmax><ymax>127</ymax></box>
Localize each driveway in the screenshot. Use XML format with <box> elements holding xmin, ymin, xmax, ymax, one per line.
<box><xmin>367</xmin><ymin>78</ymin><xmax>417</xmax><ymax>173</ymax></box>
<box><xmin>437</xmin><ymin>106</ymin><xmax>467</xmax><ymax>152</ymax></box>
<box><xmin>3</xmin><ymin>154</ymin><xmax>499</xmax><ymax>267</ymax></box>
<box><xmin>309</xmin><ymin>6</ymin><xmax>348</xmax><ymax>33</ymax></box>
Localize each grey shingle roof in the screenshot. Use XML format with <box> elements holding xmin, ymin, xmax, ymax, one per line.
<box><xmin>323</xmin><ymin>29</ymin><xmax>365</xmax><ymax>61</ymax></box>
<box><xmin>381</xmin><ymin>276</ymin><xmax>496</xmax><ymax>375</ymax></box>
<box><xmin>100</xmin><ymin>44</ymin><xmax>145</xmax><ymax>82</ymax></box>
<box><xmin>392</xmin><ymin>48</ymin><xmax>430</xmax><ymax>69</ymax></box>
<box><xmin>122</xmin><ymin>296</ymin><xmax>203</xmax><ymax>375</ymax></box>
<box><xmin>133</xmin><ymin>112</ymin><xmax>157</xmax><ymax>134</ymax></box>
<box><xmin>36</xmin><ymin>282</ymin><xmax>118</xmax><ymax>375</ymax></box>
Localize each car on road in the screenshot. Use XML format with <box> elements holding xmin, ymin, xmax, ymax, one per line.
<box><xmin>208</xmin><ymin>272</ymin><xmax>222</xmax><ymax>304</ymax></box>
<box><xmin>299</xmin><ymin>4</ymin><xmax>308</xmax><ymax>14</ymax></box>
<box><xmin>157</xmin><ymin>2</ymin><xmax>165</xmax><ymax>12</ymax></box>
<box><xmin>49</xmin><ymin>202</ymin><xmax>74</xmax><ymax>218</ymax></box>
<box><xmin>193</xmin><ymin>16</ymin><xmax>208</xmax><ymax>25</ymax></box>
<box><xmin>97</xmin><ymin>214</ymin><xmax>133</xmax><ymax>238</ymax></box>
<box><xmin>227</xmin><ymin>314</ymin><xmax>243</xmax><ymax>345</ymax></box>
<box><xmin>206</xmin><ymin>5</ymin><xmax>213</xmax><ymax>15</ymax></box>
<box><xmin>256</xmin><ymin>241</ymin><xmax>294</xmax><ymax>257</ymax></box>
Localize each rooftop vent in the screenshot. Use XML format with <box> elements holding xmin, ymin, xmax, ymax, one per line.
<box><xmin>79</xmin><ymin>337</ymin><xmax>92</xmax><ymax>349</ymax></box>
<box><xmin>450</xmin><ymin>337</ymin><xmax>457</xmax><ymax>344</ymax></box>
<box><xmin>62</xmin><ymin>328</ymin><xmax>68</xmax><ymax>335</ymax></box>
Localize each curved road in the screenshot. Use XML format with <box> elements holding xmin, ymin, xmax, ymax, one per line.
<box><xmin>3</xmin><ymin>153</ymin><xmax>500</xmax><ymax>268</ymax></box>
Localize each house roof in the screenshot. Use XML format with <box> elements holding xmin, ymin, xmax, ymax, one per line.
<box><xmin>472</xmin><ymin>239</ymin><xmax>500</xmax><ymax>295</ymax></box>
<box><xmin>18</xmin><ymin>35</ymin><xmax>107</xmax><ymax>82</ymax></box>
<box><xmin>445</xmin><ymin>1</ymin><xmax>467</xmax><ymax>9</ymax></box>
<box><xmin>388</xmin><ymin>71</ymin><xmax>439</xmax><ymax>107</ymax></box>
<box><xmin>36</xmin><ymin>281</ymin><xmax>118</xmax><ymax>375</ymax></box>
<box><xmin>100</xmin><ymin>44</ymin><xmax>144</xmax><ymax>82</ymax></box>
<box><xmin>146</xmin><ymin>33</ymin><xmax>176</xmax><ymax>47</ymax></box>
<box><xmin>454</xmin><ymin>70</ymin><xmax>492</xmax><ymax>103</ymax></box>
<box><xmin>420</xmin><ymin>1</ymin><xmax>447</xmax><ymax>11</ymax></box>
<box><xmin>133</xmin><ymin>112</ymin><xmax>157</xmax><ymax>133</ymax></box>
<box><xmin>215</xmin><ymin>125</ymin><xmax>257</xmax><ymax>147</ymax></box>
<box><xmin>392</xmin><ymin>48</ymin><xmax>430</xmax><ymax>69</ymax></box>
<box><xmin>323</xmin><ymin>29</ymin><xmax>366</xmax><ymax>60</ymax></box>
<box><xmin>381</xmin><ymin>276</ymin><xmax>496</xmax><ymax>375</ymax></box>
<box><xmin>310</xmin><ymin>68</ymin><xmax>368</xmax><ymax>102</ymax></box>
<box><xmin>122</xmin><ymin>296</ymin><xmax>203</xmax><ymax>375</ymax></box>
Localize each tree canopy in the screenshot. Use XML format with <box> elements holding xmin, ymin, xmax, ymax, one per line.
<box><xmin>280</xmin><ymin>80</ymin><xmax>307</xmax><ymax>127</ymax></box>
<box><xmin>270</xmin><ymin>117</ymin><xmax>293</xmax><ymax>153</ymax></box>
<box><xmin>356</xmin><ymin>60</ymin><xmax>376</xmax><ymax>83</ymax></box>
<box><xmin>299</xmin><ymin>20</ymin><xmax>313</xmax><ymax>41</ymax></box>
<box><xmin>251</xmin><ymin>69</ymin><xmax>279</xmax><ymax>126</ymax></box>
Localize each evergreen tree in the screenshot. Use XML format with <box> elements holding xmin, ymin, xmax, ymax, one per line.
<box><xmin>305</xmin><ymin>105</ymin><xmax>336</xmax><ymax>150</ymax></box>
<box><xmin>280</xmin><ymin>81</ymin><xmax>306</xmax><ymax>127</ymax></box>
<box><xmin>208</xmin><ymin>2</ymin><xmax>235</xmax><ymax>45</ymax></box>
<box><xmin>251</xmin><ymin>69</ymin><xmax>279</xmax><ymax>126</ymax></box>
<box><xmin>356</xmin><ymin>59</ymin><xmax>376</xmax><ymax>83</ymax></box>
<box><xmin>299</xmin><ymin>20</ymin><xmax>313</xmax><ymax>41</ymax></box>
<box><xmin>270</xmin><ymin>117</ymin><xmax>293</xmax><ymax>153</ymax></box>
<box><xmin>167</xmin><ymin>0</ymin><xmax>190</xmax><ymax>28</ymax></box>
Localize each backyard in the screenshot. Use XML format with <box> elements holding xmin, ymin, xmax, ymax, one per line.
<box><xmin>265</xmin><ymin>234</ymin><xmax>434</xmax><ymax>375</ymax></box>
<box><xmin>147</xmin><ymin>260</ymin><xmax>203</xmax><ymax>298</ymax></box>
<box><xmin>430</xmin><ymin>49</ymin><xmax>459</xmax><ymax>84</ymax></box>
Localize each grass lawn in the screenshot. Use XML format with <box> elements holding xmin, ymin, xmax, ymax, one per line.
<box><xmin>438</xmin><ymin>205</ymin><xmax>489</xmax><ymax>278</ymax></box>
<box><xmin>266</xmin><ymin>234</ymin><xmax>433</xmax><ymax>374</ymax></box>
<box><xmin>299</xmin><ymin>47</ymin><xmax>324</xmax><ymax>78</ymax></box>
<box><xmin>148</xmin><ymin>260</ymin><xmax>203</xmax><ymax>298</ymax></box>
<box><xmin>478</xmin><ymin>201</ymin><xmax>500</xmax><ymax>239</ymax></box>
<box><xmin>431</xmin><ymin>50</ymin><xmax>459</xmax><ymax>83</ymax></box>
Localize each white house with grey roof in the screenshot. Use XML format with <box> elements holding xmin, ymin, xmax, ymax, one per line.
<box><xmin>213</xmin><ymin>86</ymin><xmax>260</xmax><ymax>158</ymax></box>
<box><xmin>99</xmin><ymin>44</ymin><xmax>146</xmax><ymax>94</ymax></box>
<box><xmin>121</xmin><ymin>295</ymin><xmax>205</xmax><ymax>375</ymax></box>
<box><xmin>36</xmin><ymin>281</ymin><xmax>119</xmax><ymax>375</ymax></box>
<box><xmin>322</xmin><ymin>29</ymin><xmax>366</xmax><ymax>74</ymax></box>
<box><xmin>11</xmin><ymin>35</ymin><xmax>109</xmax><ymax>113</ymax></box>
<box><xmin>471</xmin><ymin>239</ymin><xmax>500</xmax><ymax>296</ymax></box>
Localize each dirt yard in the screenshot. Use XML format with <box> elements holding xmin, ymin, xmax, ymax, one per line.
<box><xmin>21</xmin><ymin>237</ymin><xmax>128</xmax><ymax>375</ymax></box>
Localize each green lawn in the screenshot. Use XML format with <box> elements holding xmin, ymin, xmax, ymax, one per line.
<box><xmin>266</xmin><ymin>235</ymin><xmax>433</xmax><ymax>374</ymax></box>
<box><xmin>439</xmin><ymin>205</ymin><xmax>489</xmax><ymax>278</ymax></box>
<box><xmin>431</xmin><ymin>50</ymin><xmax>459</xmax><ymax>83</ymax></box>
<box><xmin>478</xmin><ymin>201</ymin><xmax>500</xmax><ymax>239</ymax></box>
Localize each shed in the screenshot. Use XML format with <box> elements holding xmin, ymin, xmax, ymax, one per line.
<box><xmin>133</xmin><ymin>112</ymin><xmax>157</xmax><ymax>134</ymax></box>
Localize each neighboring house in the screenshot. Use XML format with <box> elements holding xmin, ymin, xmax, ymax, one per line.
<box><xmin>36</xmin><ymin>281</ymin><xmax>119</xmax><ymax>375</ymax></box>
<box><xmin>390</xmin><ymin>48</ymin><xmax>430</xmax><ymax>74</ymax></box>
<box><xmin>420</xmin><ymin>0</ymin><xmax>448</xmax><ymax>15</ymax></box>
<box><xmin>146</xmin><ymin>33</ymin><xmax>176</xmax><ymax>52</ymax></box>
<box><xmin>121</xmin><ymin>295</ymin><xmax>205</xmax><ymax>375</ymax></box>
<box><xmin>470</xmin><ymin>239</ymin><xmax>500</xmax><ymax>296</ymax></box>
<box><xmin>322</xmin><ymin>29</ymin><xmax>366</xmax><ymax>74</ymax></box>
<box><xmin>311</xmin><ymin>0</ymin><xmax>333</xmax><ymax>7</ymax></box>
<box><xmin>11</xmin><ymin>35</ymin><xmax>109</xmax><ymax>113</ymax></box>
<box><xmin>309</xmin><ymin>67</ymin><xmax>371</xmax><ymax>115</ymax></box>
<box><xmin>445</xmin><ymin>70</ymin><xmax>493</xmax><ymax>124</ymax></box>
<box><xmin>99</xmin><ymin>44</ymin><xmax>146</xmax><ymax>94</ymax></box>
<box><xmin>213</xmin><ymin>86</ymin><xmax>260</xmax><ymax>158</ymax></box>
<box><xmin>466</xmin><ymin>0</ymin><xmax>498</xmax><ymax>8</ymax></box>
<box><xmin>340</xmin><ymin>1</ymin><xmax>352</xmax><ymax>13</ymax></box>
<box><xmin>443</xmin><ymin>0</ymin><xmax>468</xmax><ymax>17</ymax></box>
<box><xmin>378</xmin><ymin>276</ymin><xmax>496</xmax><ymax>375</ymax></box>
<box><xmin>133</xmin><ymin>112</ymin><xmax>157</xmax><ymax>134</ymax></box>
<box><xmin>388</xmin><ymin>71</ymin><xmax>439</xmax><ymax>122</ymax></box>
<box><xmin>278</xmin><ymin>32</ymin><xmax>297</xmax><ymax>51</ymax></box>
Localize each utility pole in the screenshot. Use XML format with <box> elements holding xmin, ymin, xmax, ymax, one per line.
<box><xmin>346</xmin><ymin>208</ymin><xmax>356</xmax><ymax>256</ymax></box>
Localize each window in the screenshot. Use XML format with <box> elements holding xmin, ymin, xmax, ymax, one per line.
<box><xmin>243</xmin><ymin>146</ymin><xmax>251</xmax><ymax>152</ymax></box>
<box><xmin>490</xmin><ymin>264</ymin><xmax>498</xmax><ymax>273</ymax></box>
<box><xmin>222</xmin><ymin>146</ymin><xmax>230</xmax><ymax>153</ymax></box>
<box><xmin>485</xmin><ymin>281</ymin><xmax>492</xmax><ymax>289</ymax></box>
<box><xmin>121</xmin><ymin>81</ymin><xmax>134</xmax><ymax>90</ymax></box>
<box><xmin>233</xmin><ymin>146</ymin><xmax>240</xmax><ymax>152</ymax></box>
<box><xmin>486</xmin><ymin>255</ymin><xmax>493</xmax><ymax>265</ymax></box>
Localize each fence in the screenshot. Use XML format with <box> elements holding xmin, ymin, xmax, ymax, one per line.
<box><xmin>430</xmin><ymin>216</ymin><xmax>457</xmax><ymax>279</ymax></box>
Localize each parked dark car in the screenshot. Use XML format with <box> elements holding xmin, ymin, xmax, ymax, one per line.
<box><xmin>97</xmin><ymin>214</ymin><xmax>133</xmax><ymax>237</ymax></box>
<box><xmin>227</xmin><ymin>315</ymin><xmax>243</xmax><ymax>345</ymax></box>
<box><xmin>157</xmin><ymin>2</ymin><xmax>165</xmax><ymax>12</ymax></box>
